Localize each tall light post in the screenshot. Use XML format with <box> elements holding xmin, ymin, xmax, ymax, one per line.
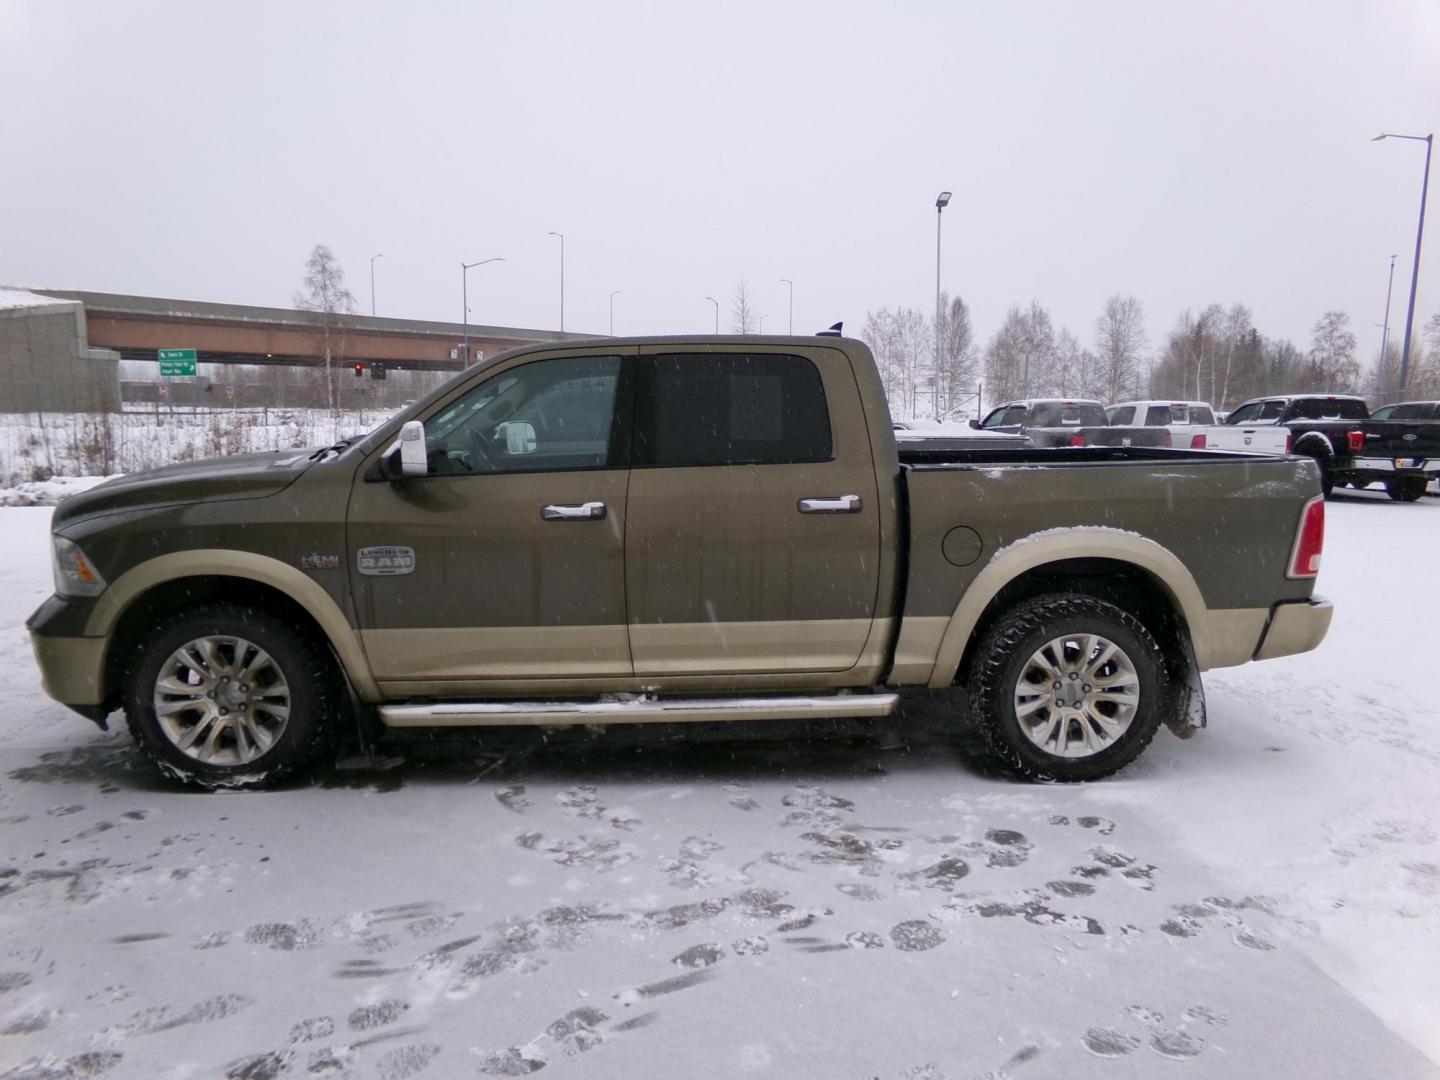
<box><xmin>609</xmin><ymin>290</ymin><xmax>620</xmax><ymax>336</ymax></box>
<box><xmin>934</xmin><ymin>191</ymin><xmax>952</xmax><ymax>420</ymax></box>
<box><xmin>547</xmin><ymin>231</ymin><xmax>565</xmax><ymax>333</ymax></box>
<box><xmin>704</xmin><ymin>296</ymin><xmax>719</xmax><ymax>334</ymax></box>
<box><xmin>1372</xmin><ymin>132</ymin><xmax>1433</xmax><ymax>397</ymax></box>
<box><xmin>461</xmin><ymin>257</ymin><xmax>505</xmax><ymax>367</ymax></box>
<box><xmin>758</xmin><ymin>315</ymin><xmax>766</xmax><ymax>335</ymax></box>
<box><xmin>781</xmin><ymin>278</ymin><xmax>794</xmax><ymax>334</ymax></box>
<box><xmin>1380</xmin><ymin>254</ymin><xmax>1398</xmax><ymax>364</ymax></box>
<box><xmin>369</xmin><ymin>253</ymin><xmax>383</xmax><ymax>316</ymax></box>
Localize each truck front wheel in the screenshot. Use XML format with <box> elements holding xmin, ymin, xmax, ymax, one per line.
<box><xmin>122</xmin><ymin>604</ymin><xmax>342</xmax><ymax>790</ymax></box>
<box><xmin>968</xmin><ymin>594</ymin><xmax>1167</xmax><ymax>782</ymax></box>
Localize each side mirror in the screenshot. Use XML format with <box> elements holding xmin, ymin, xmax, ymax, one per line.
<box><xmin>968</xmin><ymin>418</ymin><xmax>980</xmax><ymax>430</ymax></box>
<box><xmin>398</xmin><ymin>420</ymin><xmax>428</xmax><ymax>477</ymax></box>
<box><xmin>498</xmin><ymin>421</ymin><xmax>537</xmax><ymax>456</ymax></box>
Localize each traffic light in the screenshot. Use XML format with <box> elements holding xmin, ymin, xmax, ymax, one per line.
<box><xmin>372</xmin><ymin>361</ymin><xmax>387</xmax><ymax>381</ymax></box>
<box><xmin>353</xmin><ymin>362</ymin><xmax>364</xmax><ymax>377</ymax></box>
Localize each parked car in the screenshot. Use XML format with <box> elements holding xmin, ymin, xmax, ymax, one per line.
<box><xmin>1207</xmin><ymin>394</ymin><xmax>1440</xmax><ymax>500</ymax></box>
<box><xmin>1107</xmin><ymin>399</ymin><xmax>1218</xmax><ymax>448</ymax></box>
<box><xmin>973</xmin><ymin>398</ymin><xmax>1173</xmax><ymax>448</ymax></box>
<box><xmin>30</xmin><ymin>336</ymin><xmax>1331</xmax><ymax>789</ymax></box>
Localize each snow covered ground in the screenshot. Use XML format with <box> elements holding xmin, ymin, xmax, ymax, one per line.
<box><xmin>1</xmin><ymin>492</ymin><xmax>1438</xmax><ymax>1078</ymax></box>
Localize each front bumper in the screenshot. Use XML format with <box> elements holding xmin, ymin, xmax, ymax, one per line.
<box><xmin>27</xmin><ymin>594</ymin><xmax>111</xmax><ymax>725</ymax></box>
<box><xmin>1254</xmin><ymin>596</ymin><xmax>1333</xmax><ymax>661</ymax></box>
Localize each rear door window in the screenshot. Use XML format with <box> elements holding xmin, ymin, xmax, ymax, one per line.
<box><xmin>1258</xmin><ymin>400</ymin><xmax>1287</xmax><ymax>421</ymax></box>
<box><xmin>634</xmin><ymin>353</ymin><xmax>832</xmax><ymax>467</ymax></box>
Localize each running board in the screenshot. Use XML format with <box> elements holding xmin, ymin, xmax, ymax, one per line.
<box><xmin>378</xmin><ymin>693</ymin><xmax>900</xmax><ymax>728</ymax></box>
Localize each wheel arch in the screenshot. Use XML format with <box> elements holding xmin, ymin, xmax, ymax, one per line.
<box><xmin>89</xmin><ymin>551</ymin><xmax>379</xmax><ymax>707</ymax></box>
<box><xmin>928</xmin><ymin>528</ymin><xmax>1211</xmax><ymax>690</ymax></box>
<box><xmin>1291</xmin><ymin>431</ymin><xmax>1334</xmax><ymax>458</ymax></box>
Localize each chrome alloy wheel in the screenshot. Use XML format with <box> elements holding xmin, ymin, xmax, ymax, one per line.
<box><xmin>152</xmin><ymin>636</ymin><xmax>291</xmax><ymax>765</ymax></box>
<box><xmin>1012</xmin><ymin>633</ymin><xmax>1140</xmax><ymax>759</ymax></box>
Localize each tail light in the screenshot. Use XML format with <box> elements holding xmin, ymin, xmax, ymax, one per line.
<box><xmin>1190</xmin><ymin>433</ymin><xmax>1207</xmax><ymax>449</ymax></box>
<box><xmin>1346</xmin><ymin>430</ymin><xmax>1365</xmax><ymax>453</ymax></box>
<box><xmin>1285</xmin><ymin>432</ymin><xmax>1294</xmax><ymax>454</ymax></box>
<box><xmin>1069</xmin><ymin>434</ymin><xmax>1087</xmax><ymax>447</ymax></box>
<box><xmin>1287</xmin><ymin>496</ymin><xmax>1325</xmax><ymax>578</ymax></box>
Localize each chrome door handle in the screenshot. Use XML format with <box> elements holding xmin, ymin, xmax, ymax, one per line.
<box><xmin>798</xmin><ymin>494</ymin><xmax>862</xmax><ymax>514</ymax></box>
<box><xmin>542</xmin><ymin>501</ymin><xmax>607</xmax><ymax>521</ymax></box>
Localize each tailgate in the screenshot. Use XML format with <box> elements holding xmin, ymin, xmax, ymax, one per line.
<box><xmin>1205</xmin><ymin>425</ymin><xmax>1290</xmax><ymax>453</ymax></box>
<box><xmin>1359</xmin><ymin>422</ymin><xmax>1440</xmax><ymax>458</ymax></box>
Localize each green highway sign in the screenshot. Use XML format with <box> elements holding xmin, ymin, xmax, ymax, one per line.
<box><xmin>158</xmin><ymin>348</ymin><xmax>197</xmax><ymax>377</ymax></box>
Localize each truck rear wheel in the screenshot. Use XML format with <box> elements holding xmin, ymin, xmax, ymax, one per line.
<box><xmin>1385</xmin><ymin>477</ymin><xmax>1428</xmax><ymax>502</ymax></box>
<box><xmin>122</xmin><ymin>604</ymin><xmax>341</xmax><ymax>790</ymax></box>
<box><xmin>968</xmin><ymin>594</ymin><xmax>1166</xmax><ymax>782</ymax></box>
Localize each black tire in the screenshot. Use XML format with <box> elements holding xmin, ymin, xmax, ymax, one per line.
<box><xmin>122</xmin><ymin>603</ymin><xmax>342</xmax><ymax>790</ymax></box>
<box><xmin>1385</xmin><ymin>477</ymin><xmax>1428</xmax><ymax>502</ymax></box>
<box><xmin>1299</xmin><ymin>451</ymin><xmax>1334</xmax><ymax>497</ymax></box>
<box><xmin>967</xmin><ymin>593</ymin><xmax>1168</xmax><ymax>782</ymax></box>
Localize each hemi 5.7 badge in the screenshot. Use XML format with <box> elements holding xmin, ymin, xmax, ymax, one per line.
<box><xmin>300</xmin><ymin>554</ymin><xmax>340</xmax><ymax>570</ymax></box>
<box><xmin>357</xmin><ymin>546</ymin><xmax>416</xmax><ymax>576</ymax></box>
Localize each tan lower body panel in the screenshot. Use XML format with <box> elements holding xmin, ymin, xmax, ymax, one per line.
<box><xmin>1255</xmin><ymin>597</ymin><xmax>1332</xmax><ymax>661</ymax></box>
<box><xmin>628</xmin><ymin>618</ymin><xmax>878</xmax><ymax>675</ymax></box>
<box><xmin>379</xmin><ymin>692</ymin><xmax>899</xmax><ymax>727</ymax></box>
<box><xmin>30</xmin><ymin>635</ymin><xmax>106</xmax><ymax>706</ymax></box>
<box><xmin>1196</xmin><ymin>608</ymin><xmax>1270</xmax><ymax>669</ymax></box>
<box><xmin>360</xmin><ymin>626</ymin><xmax>632</xmax><ymax>680</ymax></box>
<box><xmin>887</xmin><ymin>616</ymin><xmax>948</xmax><ymax>684</ymax></box>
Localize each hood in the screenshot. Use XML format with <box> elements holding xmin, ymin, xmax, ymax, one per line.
<box><xmin>52</xmin><ymin>448</ymin><xmax>317</xmax><ymax>527</ymax></box>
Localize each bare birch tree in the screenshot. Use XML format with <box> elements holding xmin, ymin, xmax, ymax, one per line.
<box><xmin>933</xmin><ymin>292</ymin><xmax>979</xmax><ymax>419</ymax></box>
<box><xmin>1094</xmin><ymin>294</ymin><xmax>1146</xmax><ymax>402</ymax></box>
<box><xmin>730</xmin><ymin>278</ymin><xmax>758</xmax><ymax>335</ymax></box>
<box><xmin>294</xmin><ymin>244</ymin><xmax>356</xmax><ymax>414</ymax></box>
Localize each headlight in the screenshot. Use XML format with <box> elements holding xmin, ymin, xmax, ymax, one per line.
<box><xmin>52</xmin><ymin>535</ymin><xmax>108</xmax><ymax>598</ymax></box>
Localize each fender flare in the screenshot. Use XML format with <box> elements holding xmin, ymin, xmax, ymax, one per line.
<box><xmin>85</xmin><ymin>549</ymin><xmax>380</xmax><ymax>701</ymax></box>
<box><xmin>926</xmin><ymin>527</ymin><xmax>1212</xmax><ymax>688</ymax></box>
<box><xmin>1290</xmin><ymin>431</ymin><xmax>1334</xmax><ymax>458</ymax></box>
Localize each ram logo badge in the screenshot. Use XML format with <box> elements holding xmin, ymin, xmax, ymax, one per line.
<box><xmin>358</xmin><ymin>546</ymin><xmax>416</xmax><ymax>576</ymax></box>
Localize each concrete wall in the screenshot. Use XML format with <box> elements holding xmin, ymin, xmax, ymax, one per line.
<box><xmin>0</xmin><ymin>301</ymin><xmax>120</xmax><ymax>414</ymax></box>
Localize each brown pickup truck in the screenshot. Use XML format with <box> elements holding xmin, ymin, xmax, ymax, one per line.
<box><xmin>29</xmin><ymin>336</ymin><xmax>1332</xmax><ymax>789</ymax></box>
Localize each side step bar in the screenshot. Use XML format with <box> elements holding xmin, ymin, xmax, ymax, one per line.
<box><xmin>378</xmin><ymin>693</ymin><xmax>900</xmax><ymax>728</ymax></box>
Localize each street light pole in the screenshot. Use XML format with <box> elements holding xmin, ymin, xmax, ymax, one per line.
<box><xmin>780</xmin><ymin>278</ymin><xmax>794</xmax><ymax>335</ymax></box>
<box><xmin>934</xmin><ymin>191</ymin><xmax>952</xmax><ymax>421</ymax></box>
<box><xmin>548</xmin><ymin>232</ymin><xmax>565</xmax><ymax>333</ymax></box>
<box><xmin>609</xmin><ymin>290</ymin><xmax>620</xmax><ymax>336</ymax></box>
<box><xmin>705</xmin><ymin>296</ymin><xmax>719</xmax><ymax>334</ymax></box>
<box><xmin>1380</xmin><ymin>253</ymin><xmax>1398</xmax><ymax>368</ymax></box>
<box><xmin>1373</xmin><ymin>132</ymin><xmax>1433</xmax><ymax>397</ymax></box>
<box><xmin>461</xmin><ymin>257</ymin><xmax>505</xmax><ymax>367</ymax></box>
<box><xmin>369</xmin><ymin>253</ymin><xmax>383</xmax><ymax>316</ymax></box>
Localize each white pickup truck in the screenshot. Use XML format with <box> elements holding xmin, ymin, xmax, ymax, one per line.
<box><xmin>1106</xmin><ymin>400</ymin><xmax>1228</xmax><ymax>449</ymax></box>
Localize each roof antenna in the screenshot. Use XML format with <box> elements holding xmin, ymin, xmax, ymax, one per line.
<box><xmin>816</xmin><ymin>322</ymin><xmax>843</xmax><ymax>337</ymax></box>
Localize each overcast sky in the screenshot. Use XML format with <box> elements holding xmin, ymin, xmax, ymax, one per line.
<box><xmin>2</xmin><ymin>1</ymin><xmax>1437</xmax><ymax>361</ymax></box>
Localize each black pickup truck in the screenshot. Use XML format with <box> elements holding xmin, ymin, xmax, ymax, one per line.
<box><xmin>973</xmin><ymin>399</ymin><xmax>1173</xmax><ymax>449</ymax></box>
<box><xmin>1213</xmin><ymin>394</ymin><xmax>1440</xmax><ymax>500</ymax></box>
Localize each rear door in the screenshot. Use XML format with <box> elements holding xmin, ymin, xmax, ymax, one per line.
<box><xmin>347</xmin><ymin>348</ymin><xmax>636</xmax><ymax>685</ymax></box>
<box><xmin>624</xmin><ymin>346</ymin><xmax>881</xmax><ymax>676</ymax></box>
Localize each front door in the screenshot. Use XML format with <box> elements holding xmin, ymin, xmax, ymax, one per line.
<box><xmin>347</xmin><ymin>350</ymin><xmax>634</xmax><ymax>686</ymax></box>
<box><xmin>624</xmin><ymin>346</ymin><xmax>881</xmax><ymax>676</ymax></box>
